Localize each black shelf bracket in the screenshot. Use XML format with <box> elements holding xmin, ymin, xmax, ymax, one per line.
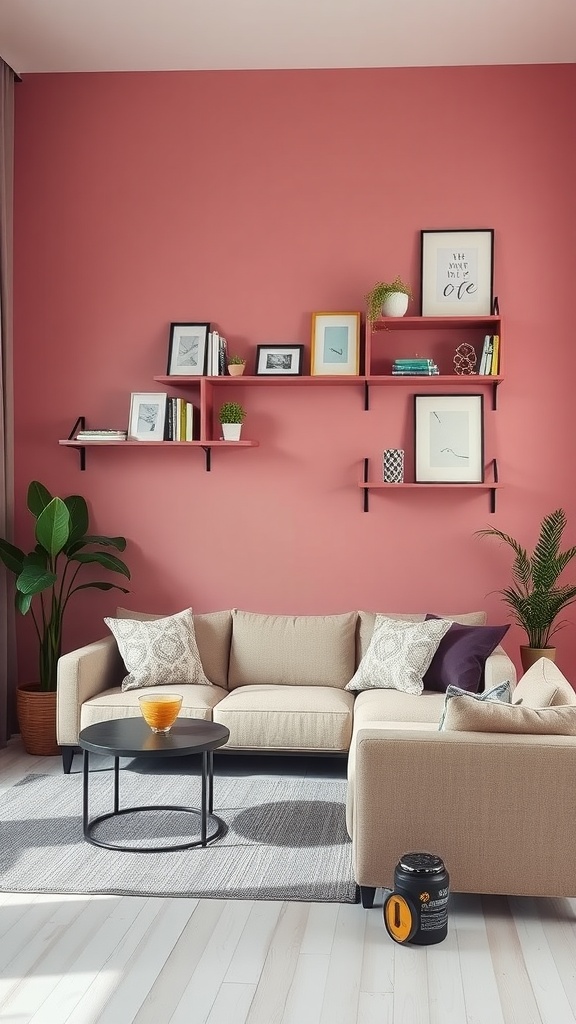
<box><xmin>67</xmin><ymin>416</ymin><xmax>86</xmax><ymax>470</ymax></box>
<box><xmin>201</xmin><ymin>445</ymin><xmax>212</xmax><ymax>472</ymax></box>
<box><xmin>490</xmin><ymin>458</ymin><xmax>499</xmax><ymax>513</ymax></box>
<box><xmin>362</xmin><ymin>457</ymin><xmax>369</xmax><ymax>512</ymax></box>
<box><xmin>364</xmin><ymin>381</ymin><xmax>370</xmax><ymax>411</ymax></box>
<box><xmin>492</xmin><ymin>381</ymin><xmax>501</xmax><ymax>411</ymax></box>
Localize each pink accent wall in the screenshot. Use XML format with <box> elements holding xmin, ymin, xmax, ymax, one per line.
<box><xmin>12</xmin><ymin>65</ymin><xmax>576</xmax><ymax>681</ymax></box>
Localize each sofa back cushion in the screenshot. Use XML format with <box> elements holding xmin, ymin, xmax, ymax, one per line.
<box><xmin>115</xmin><ymin>607</ymin><xmax>232</xmax><ymax>688</ymax></box>
<box><xmin>356</xmin><ymin>610</ymin><xmax>487</xmax><ymax>667</ymax></box>
<box><xmin>228</xmin><ymin>610</ymin><xmax>357</xmax><ymax>689</ymax></box>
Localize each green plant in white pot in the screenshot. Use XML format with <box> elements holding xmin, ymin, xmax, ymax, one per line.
<box><xmin>219</xmin><ymin>401</ymin><xmax>246</xmax><ymax>441</ymax></box>
<box><xmin>366</xmin><ymin>276</ymin><xmax>412</xmax><ymax>320</ymax></box>
<box><xmin>0</xmin><ymin>480</ymin><xmax>130</xmax><ymax>754</ymax></box>
<box><xmin>476</xmin><ymin>507</ymin><xmax>576</xmax><ymax>671</ymax></box>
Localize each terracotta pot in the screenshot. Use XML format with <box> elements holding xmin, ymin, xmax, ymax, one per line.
<box><xmin>519</xmin><ymin>646</ymin><xmax>556</xmax><ymax>673</ymax></box>
<box><xmin>227</xmin><ymin>363</ymin><xmax>246</xmax><ymax>377</ymax></box>
<box><xmin>16</xmin><ymin>684</ymin><xmax>60</xmax><ymax>756</ymax></box>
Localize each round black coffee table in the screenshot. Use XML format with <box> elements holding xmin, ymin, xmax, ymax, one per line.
<box><xmin>78</xmin><ymin>717</ymin><xmax>230</xmax><ymax>852</ymax></box>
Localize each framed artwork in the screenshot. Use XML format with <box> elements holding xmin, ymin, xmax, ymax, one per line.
<box><xmin>167</xmin><ymin>322</ymin><xmax>210</xmax><ymax>376</ymax></box>
<box><xmin>255</xmin><ymin>344</ymin><xmax>304</xmax><ymax>376</ymax></box>
<box><xmin>310</xmin><ymin>312</ymin><xmax>361</xmax><ymax>376</ymax></box>
<box><xmin>420</xmin><ymin>229</ymin><xmax>494</xmax><ymax>316</ymax></box>
<box><xmin>128</xmin><ymin>392</ymin><xmax>167</xmax><ymax>441</ymax></box>
<box><xmin>414</xmin><ymin>394</ymin><xmax>484</xmax><ymax>482</ymax></box>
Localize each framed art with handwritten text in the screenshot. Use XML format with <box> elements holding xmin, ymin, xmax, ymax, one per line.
<box><xmin>420</xmin><ymin>229</ymin><xmax>494</xmax><ymax>316</ymax></box>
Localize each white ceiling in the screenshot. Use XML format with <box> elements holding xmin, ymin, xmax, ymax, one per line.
<box><xmin>2</xmin><ymin>0</ymin><xmax>576</xmax><ymax>75</ymax></box>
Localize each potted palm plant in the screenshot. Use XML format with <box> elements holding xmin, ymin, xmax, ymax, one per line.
<box><xmin>219</xmin><ymin>401</ymin><xmax>246</xmax><ymax>441</ymax></box>
<box><xmin>476</xmin><ymin>508</ymin><xmax>576</xmax><ymax>671</ymax></box>
<box><xmin>0</xmin><ymin>480</ymin><xmax>130</xmax><ymax>754</ymax></box>
<box><xmin>366</xmin><ymin>276</ymin><xmax>412</xmax><ymax>320</ymax></box>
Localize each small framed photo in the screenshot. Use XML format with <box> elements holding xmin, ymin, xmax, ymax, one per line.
<box><xmin>414</xmin><ymin>394</ymin><xmax>484</xmax><ymax>482</ymax></box>
<box><xmin>420</xmin><ymin>229</ymin><xmax>494</xmax><ymax>316</ymax></box>
<box><xmin>310</xmin><ymin>312</ymin><xmax>361</xmax><ymax>376</ymax></box>
<box><xmin>167</xmin><ymin>322</ymin><xmax>210</xmax><ymax>376</ymax></box>
<box><xmin>128</xmin><ymin>392</ymin><xmax>167</xmax><ymax>441</ymax></box>
<box><xmin>255</xmin><ymin>344</ymin><xmax>304</xmax><ymax>376</ymax></box>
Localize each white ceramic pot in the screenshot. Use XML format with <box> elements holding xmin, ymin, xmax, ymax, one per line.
<box><xmin>221</xmin><ymin>423</ymin><xmax>242</xmax><ymax>441</ymax></box>
<box><xmin>382</xmin><ymin>292</ymin><xmax>409</xmax><ymax>317</ymax></box>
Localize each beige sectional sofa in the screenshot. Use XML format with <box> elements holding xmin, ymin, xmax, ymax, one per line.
<box><xmin>57</xmin><ymin>605</ymin><xmax>511</xmax><ymax>766</ymax></box>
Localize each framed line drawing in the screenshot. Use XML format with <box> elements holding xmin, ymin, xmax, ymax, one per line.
<box><xmin>420</xmin><ymin>229</ymin><xmax>494</xmax><ymax>316</ymax></box>
<box><xmin>167</xmin><ymin>322</ymin><xmax>210</xmax><ymax>376</ymax></box>
<box><xmin>255</xmin><ymin>344</ymin><xmax>304</xmax><ymax>376</ymax></box>
<box><xmin>128</xmin><ymin>392</ymin><xmax>167</xmax><ymax>441</ymax></box>
<box><xmin>414</xmin><ymin>394</ymin><xmax>484</xmax><ymax>482</ymax></box>
<box><xmin>310</xmin><ymin>312</ymin><xmax>361</xmax><ymax>376</ymax></box>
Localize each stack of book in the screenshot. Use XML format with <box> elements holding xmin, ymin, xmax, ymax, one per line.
<box><xmin>164</xmin><ymin>398</ymin><xmax>199</xmax><ymax>441</ymax></box>
<box><xmin>206</xmin><ymin>331</ymin><xmax>228</xmax><ymax>376</ymax></box>
<box><xmin>478</xmin><ymin>334</ymin><xmax>500</xmax><ymax>375</ymax></box>
<box><xmin>75</xmin><ymin>429</ymin><xmax>127</xmax><ymax>442</ymax></box>
<box><xmin>392</xmin><ymin>358</ymin><xmax>439</xmax><ymax>376</ymax></box>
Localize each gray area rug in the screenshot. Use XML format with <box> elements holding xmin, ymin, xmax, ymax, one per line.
<box><xmin>0</xmin><ymin>762</ymin><xmax>356</xmax><ymax>903</ymax></box>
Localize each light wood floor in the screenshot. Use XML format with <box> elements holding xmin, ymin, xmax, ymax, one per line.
<box><xmin>1</xmin><ymin>738</ymin><xmax>576</xmax><ymax>1024</ymax></box>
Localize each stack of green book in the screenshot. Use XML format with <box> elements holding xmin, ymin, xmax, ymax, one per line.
<box><xmin>392</xmin><ymin>358</ymin><xmax>439</xmax><ymax>375</ymax></box>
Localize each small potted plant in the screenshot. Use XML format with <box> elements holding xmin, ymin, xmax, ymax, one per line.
<box><xmin>219</xmin><ymin>401</ymin><xmax>246</xmax><ymax>441</ymax></box>
<box><xmin>227</xmin><ymin>355</ymin><xmax>246</xmax><ymax>377</ymax></box>
<box><xmin>366</xmin><ymin>276</ymin><xmax>412</xmax><ymax>320</ymax></box>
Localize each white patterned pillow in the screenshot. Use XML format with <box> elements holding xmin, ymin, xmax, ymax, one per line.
<box><xmin>345</xmin><ymin>614</ymin><xmax>452</xmax><ymax>695</ymax></box>
<box><xmin>439</xmin><ymin>679</ymin><xmax>512</xmax><ymax>731</ymax></box>
<box><xmin>104</xmin><ymin>608</ymin><xmax>212</xmax><ymax>691</ymax></box>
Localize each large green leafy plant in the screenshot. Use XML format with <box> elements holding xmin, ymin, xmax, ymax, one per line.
<box><xmin>0</xmin><ymin>481</ymin><xmax>130</xmax><ymax>691</ymax></box>
<box><xmin>476</xmin><ymin>508</ymin><xmax>576</xmax><ymax>649</ymax></box>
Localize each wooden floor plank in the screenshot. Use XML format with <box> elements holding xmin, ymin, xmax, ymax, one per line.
<box><xmin>538</xmin><ymin>898</ymin><xmax>576</xmax><ymax>1019</ymax></box>
<box><xmin>281</xmin><ymin>953</ymin><xmax>330</xmax><ymax>1024</ymax></box>
<box><xmin>318</xmin><ymin>904</ymin><xmax>366</xmax><ymax>1024</ymax></box>
<box><xmin>360</xmin><ymin>906</ymin><xmax>394</xmax><ymax>995</ymax></box>
<box><xmin>244</xmin><ymin>902</ymin><xmax>309</xmax><ymax>1024</ymax></box>
<box><xmin>225</xmin><ymin>901</ymin><xmax>283</xmax><ymax>985</ymax></box>
<box><xmin>483</xmin><ymin>895</ymin><xmax>542</xmax><ymax>1024</ymax></box>
<box><xmin>509</xmin><ymin>896</ymin><xmax>576</xmax><ymax>1024</ymax></box>
<box><xmin>391</xmin><ymin>943</ymin><xmax>430</xmax><ymax>1024</ymax></box>
<box><xmin>452</xmin><ymin>893</ymin><xmax>505</xmax><ymax>1024</ymax></box>
<box><xmin>205</xmin><ymin>982</ymin><xmax>257</xmax><ymax>1024</ymax></box>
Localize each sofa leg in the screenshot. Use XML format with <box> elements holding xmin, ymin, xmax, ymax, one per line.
<box><xmin>360</xmin><ymin>886</ymin><xmax>376</xmax><ymax>909</ymax></box>
<box><xmin>61</xmin><ymin>746</ymin><xmax>75</xmax><ymax>774</ymax></box>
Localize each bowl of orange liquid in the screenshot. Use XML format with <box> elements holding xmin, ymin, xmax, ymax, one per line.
<box><xmin>138</xmin><ymin>693</ymin><xmax>183</xmax><ymax>733</ymax></box>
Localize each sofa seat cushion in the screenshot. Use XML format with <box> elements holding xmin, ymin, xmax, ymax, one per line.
<box><xmin>79</xmin><ymin>683</ymin><xmax>228</xmax><ymax>730</ymax></box>
<box><xmin>213</xmin><ymin>684</ymin><xmax>354</xmax><ymax>751</ymax></box>
<box><xmin>228</xmin><ymin>611</ymin><xmax>357</xmax><ymax>690</ymax></box>
<box><xmin>353</xmin><ymin>688</ymin><xmax>447</xmax><ymax>727</ymax></box>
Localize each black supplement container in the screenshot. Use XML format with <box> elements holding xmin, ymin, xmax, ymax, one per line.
<box><xmin>383</xmin><ymin>852</ymin><xmax>449</xmax><ymax>945</ymax></box>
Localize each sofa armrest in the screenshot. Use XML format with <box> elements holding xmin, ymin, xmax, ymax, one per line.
<box><xmin>482</xmin><ymin>645</ymin><xmax>517</xmax><ymax>691</ymax></box>
<box><xmin>56</xmin><ymin>635</ymin><xmax>124</xmax><ymax>745</ymax></box>
<box><xmin>349</xmin><ymin>722</ymin><xmax>576</xmax><ymax>898</ymax></box>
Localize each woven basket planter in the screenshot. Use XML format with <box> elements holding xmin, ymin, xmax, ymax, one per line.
<box><xmin>16</xmin><ymin>684</ymin><xmax>59</xmax><ymax>756</ymax></box>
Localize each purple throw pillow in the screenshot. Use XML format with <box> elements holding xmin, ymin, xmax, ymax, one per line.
<box><xmin>423</xmin><ymin>615</ymin><xmax>509</xmax><ymax>693</ymax></box>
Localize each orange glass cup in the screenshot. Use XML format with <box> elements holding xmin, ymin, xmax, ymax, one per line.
<box><xmin>138</xmin><ymin>693</ymin><xmax>183</xmax><ymax>733</ymax></box>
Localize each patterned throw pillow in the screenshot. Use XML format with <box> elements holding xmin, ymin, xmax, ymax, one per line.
<box><xmin>439</xmin><ymin>679</ymin><xmax>512</xmax><ymax>730</ymax></box>
<box><xmin>345</xmin><ymin>614</ymin><xmax>452</xmax><ymax>696</ymax></box>
<box><xmin>104</xmin><ymin>607</ymin><xmax>212</xmax><ymax>691</ymax></box>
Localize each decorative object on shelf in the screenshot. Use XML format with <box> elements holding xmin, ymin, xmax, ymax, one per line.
<box><xmin>219</xmin><ymin>401</ymin><xmax>246</xmax><ymax>441</ymax></box>
<box><xmin>414</xmin><ymin>393</ymin><xmax>484</xmax><ymax>483</ymax></box>
<box><xmin>167</xmin><ymin>321</ymin><xmax>211</xmax><ymax>376</ymax></box>
<box><xmin>128</xmin><ymin>392</ymin><xmax>168</xmax><ymax>441</ymax></box>
<box><xmin>227</xmin><ymin>355</ymin><xmax>246</xmax><ymax>377</ymax></box>
<box><xmin>383</xmin><ymin>449</ymin><xmax>404</xmax><ymax>483</ymax></box>
<box><xmin>366</xmin><ymin>277</ymin><xmax>412</xmax><ymax>320</ymax></box>
<box><xmin>0</xmin><ymin>480</ymin><xmax>130</xmax><ymax>754</ymax></box>
<box><xmin>420</xmin><ymin>229</ymin><xmax>494</xmax><ymax>316</ymax></box>
<box><xmin>255</xmin><ymin>344</ymin><xmax>304</xmax><ymax>376</ymax></box>
<box><xmin>475</xmin><ymin>507</ymin><xmax>576</xmax><ymax>671</ymax></box>
<box><xmin>392</xmin><ymin>357</ymin><xmax>439</xmax><ymax>376</ymax></box>
<box><xmin>310</xmin><ymin>312</ymin><xmax>361</xmax><ymax>376</ymax></box>
<box><xmin>453</xmin><ymin>342</ymin><xmax>477</xmax><ymax>375</ymax></box>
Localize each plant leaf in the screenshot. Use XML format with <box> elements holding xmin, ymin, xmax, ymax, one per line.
<box><xmin>66</xmin><ymin>534</ymin><xmax>127</xmax><ymax>557</ymax></box>
<box><xmin>64</xmin><ymin>495</ymin><xmax>89</xmax><ymax>545</ymax></box>
<box><xmin>71</xmin><ymin>582</ymin><xmax>130</xmax><ymax>594</ymax></box>
<box><xmin>71</xmin><ymin>551</ymin><xmax>131</xmax><ymax>578</ymax></box>
<box><xmin>0</xmin><ymin>538</ymin><xmax>25</xmax><ymax>575</ymax></box>
<box><xmin>27</xmin><ymin>481</ymin><xmax>53</xmax><ymax>518</ymax></box>
<box><xmin>35</xmin><ymin>498</ymin><xmax>71</xmax><ymax>557</ymax></box>
<box><xmin>16</xmin><ymin>555</ymin><xmax>57</xmax><ymax>596</ymax></box>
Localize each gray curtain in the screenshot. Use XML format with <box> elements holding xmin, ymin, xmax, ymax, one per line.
<box><xmin>0</xmin><ymin>59</ymin><xmax>16</xmax><ymax>746</ymax></box>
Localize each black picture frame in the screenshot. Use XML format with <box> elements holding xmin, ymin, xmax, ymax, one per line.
<box><xmin>255</xmin><ymin>344</ymin><xmax>304</xmax><ymax>376</ymax></box>
<box><xmin>420</xmin><ymin>229</ymin><xmax>494</xmax><ymax>316</ymax></box>
<box><xmin>167</xmin><ymin>322</ymin><xmax>211</xmax><ymax>376</ymax></box>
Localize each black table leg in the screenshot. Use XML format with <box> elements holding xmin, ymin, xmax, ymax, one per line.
<box><xmin>201</xmin><ymin>750</ymin><xmax>208</xmax><ymax>846</ymax></box>
<box><xmin>82</xmin><ymin>749</ymin><xmax>90</xmax><ymax>835</ymax></box>
<box><xmin>113</xmin><ymin>756</ymin><xmax>120</xmax><ymax>813</ymax></box>
<box><xmin>208</xmin><ymin>750</ymin><xmax>214</xmax><ymax>814</ymax></box>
